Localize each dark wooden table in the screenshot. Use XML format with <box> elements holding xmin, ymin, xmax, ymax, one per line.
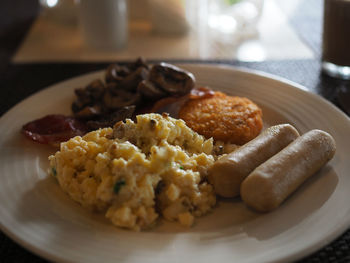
<box><xmin>1</xmin><ymin>0</ymin><xmax>349</xmax><ymax>262</ymax></box>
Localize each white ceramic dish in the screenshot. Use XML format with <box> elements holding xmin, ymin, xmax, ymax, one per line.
<box><xmin>0</xmin><ymin>64</ymin><xmax>349</xmax><ymax>263</ymax></box>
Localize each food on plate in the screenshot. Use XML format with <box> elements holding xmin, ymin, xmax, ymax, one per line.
<box><xmin>178</xmin><ymin>91</ymin><xmax>263</xmax><ymax>145</ymax></box>
<box><xmin>48</xmin><ymin>113</ymin><xmax>216</xmax><ymax>230</ymax></box>
<box><xmin>240</xmin><ymin>129</ymin><xmax>336</xmax><ymax>212</ymax></box>
<box><xmin>21</xmin><ymin>58</ymin><xmax>264</xmax><ymax>148</ymax></box>
<box><xmin>72</xmin><ymin>59</ymin><xmax>195</xmax><ymax>129</ymax></box>
<box><xmin>19</xmin><ymin>57</ymin><xmax>338</xmax><ymax>231</ymax></box>
<box><xmin>71</xmin><ymin>58</ymin><xmax>149</xmax><ymax>122</ymax></box>
<box><xmin>208</xmin><ymin>124</ymin><xmax>300</xmax><ymax>197</ymax></box>
<box><xmin>138</xmin><ymin>63</ymin><xmax>195</xmax><ymax>98</ymax></box>
<box><xmin>21</xmin><ymin>114</ymin><xmax>88</xmax><ymax>146</ymax></box>
<box><xmin>22</xmin><ymin>58</ymin><xmax>197</xmax><ymax>145</ymax></box>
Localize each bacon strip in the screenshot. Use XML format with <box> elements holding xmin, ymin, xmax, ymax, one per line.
<box><xmin>151</xmin><ymin>87</ymin><xmax>215</xmax><ymax>117</ymax></box>
<box><xmin>21</xmin><ymin>114</ymin><xmax>88</xmax><ymax>145</ymax></box>
<box><xmin>189</xmin><ymin>86</ymin><xmax>215</xmax><ymax>99</ymax></box>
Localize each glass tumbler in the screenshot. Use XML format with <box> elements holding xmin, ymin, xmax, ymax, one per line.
<box><xmin>322</xmin><ymin>0</ymin><xmax>350</xmax><ymax>79</ymax></box>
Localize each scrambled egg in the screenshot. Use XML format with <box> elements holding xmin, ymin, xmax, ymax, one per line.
<box><xmin>49</xmin><ymin>113</ymin><xmax>216</xmax><ymax>231</ymax></box>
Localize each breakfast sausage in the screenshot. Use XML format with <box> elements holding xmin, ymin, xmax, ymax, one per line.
<box><xmin>208</xmin><ymin>124</ymin><xmax>300</xmax><ymax>197</ymax></box>
<box><xmin>240</xmin><ymin>129</ymin><xmax>336</xmax><ymax>212</ymax></box>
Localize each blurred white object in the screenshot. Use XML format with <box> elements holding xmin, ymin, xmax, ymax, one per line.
<box><xmin>77</xmin><ymin>0</ymin><xmax>128</xmax><ymax>50</ymax></box>
<box><xmin>208</xmin><ymin>0</ymin><xmax>264</xmax><ymax>44</ymax></box>
<box><xmin>148</xmin><ymin>0</ymin><xmax>263</xmax><ymax>45</ymax></box>
<box><xmin>148</xmin><ymin>0</ymin><xmax>191</xmax><ymax>35</ymax></box>
<box><xmin>39</xmin><ymin>0</ymin><xmax>60</xmax><ymax>8</ymax></box>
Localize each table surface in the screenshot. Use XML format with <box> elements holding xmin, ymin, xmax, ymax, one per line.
<box><xmin>0</xmin><ymin>0</ymin><xmax>349</xmax><ymax>262</ymax></box>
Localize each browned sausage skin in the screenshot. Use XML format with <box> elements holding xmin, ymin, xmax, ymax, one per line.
<box><xmin>208</xmin><ymin>124</ymin><xmax>300</xmax><ymax>198</ymax></box>
<box><xmin>240</xmin><ymin>129</ymin><xmax>336</xmax><ymax>212</ymax></box>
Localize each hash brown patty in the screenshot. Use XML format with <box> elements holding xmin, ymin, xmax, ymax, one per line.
<box><xmin>178</xmin><ymin>92</ymin><xmax>263</xmax><ymax>145</ymax></box>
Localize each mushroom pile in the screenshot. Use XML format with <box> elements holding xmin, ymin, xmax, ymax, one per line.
<box><xmin>72</xmin><ymin>58</ymin><xmax>195</xmax><ymax>130</ymax></box>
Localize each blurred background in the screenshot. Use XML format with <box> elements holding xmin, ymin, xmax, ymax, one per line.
<box><xmin>13</xmin><ymin>0</ymin><xmax>315</xmax><ymax>62</ymax></box>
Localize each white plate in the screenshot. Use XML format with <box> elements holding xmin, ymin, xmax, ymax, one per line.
<box><xmin>0</xmin><ymin>64</ymin><xmax>349</xmax><ymax>263</ymax></box>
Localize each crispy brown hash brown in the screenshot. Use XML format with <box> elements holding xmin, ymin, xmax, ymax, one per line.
<box><xmin>178</xmin><ymin>91</ymin><xmax>263</xmax><ymax>145</ymax></box>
